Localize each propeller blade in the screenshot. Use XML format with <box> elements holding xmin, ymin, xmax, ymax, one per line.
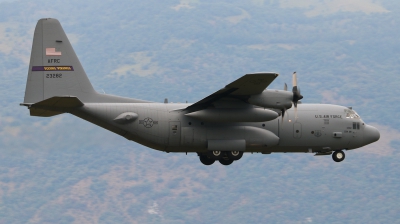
<box><xmin>291</xmin><ymin>72</ymin><xmax>303</xmax><ymax>120</ymax></box>
<box><xmin>292</xmin><ymin>72</ymin><xmax>297</xmax><ymax>87</ymax></box>
<box><xmin>284</xmin><ymin>83</ymin><xmax>287</xmax><ymax>91</ymax></box>
<box><xmin>292</xmin><ymin>72</ymin><xmax>303</xmax><ymax>107</ymax></box>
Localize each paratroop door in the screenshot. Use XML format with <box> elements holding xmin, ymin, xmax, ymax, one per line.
<box><xmin>168</xmin><ymin>121</ymin><xmax>181</xmax><ymax>146</ymax></box>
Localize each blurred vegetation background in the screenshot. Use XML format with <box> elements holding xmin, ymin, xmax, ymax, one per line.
<box><xmin>0</xmin><ymin>0</ymin><xmax>399</xmax><ymax>223</ymax></box>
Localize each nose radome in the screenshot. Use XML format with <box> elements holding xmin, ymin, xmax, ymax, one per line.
<box><xmin>364</xmin><ymin>125</ymin><xmax>380</xmax><ymax>145</ymax></box>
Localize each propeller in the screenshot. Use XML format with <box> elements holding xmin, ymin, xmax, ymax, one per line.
<box><xmin>292</xmin><ymin>72</ymin><xmax>303</xmax><ymax>108</ymax></box>
<box><xmin>281</xmin><ymin>72</ymin><xmax>303</xmax><ymax>121</ymax></box>
<box><xmin>292</xmin><ymin>72</ymin><xmax>303</xmax><ymax>119</ymax></box>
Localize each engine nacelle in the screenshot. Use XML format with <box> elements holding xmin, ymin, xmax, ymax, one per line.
<box><xmin>248</xmin><ymin>89</ymin><xmax>293</xmax><ymax>110</ymax></box>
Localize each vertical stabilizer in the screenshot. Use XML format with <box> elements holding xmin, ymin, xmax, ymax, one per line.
<box><xmin>24</xmin><ymin>18</ymin><xmax>95</xmax><ymax>104</ymax></box>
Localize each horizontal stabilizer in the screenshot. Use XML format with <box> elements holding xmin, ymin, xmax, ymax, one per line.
<box><xmin>20</xmin><ymin>96</ymin><xmax>83</xmax><ymax>117</ymax></box>
<box><xmin>29</xmin><ymin>109</ymin><xmax>63</xmax><ymax>117</ymax></box>
<box><xmin>32</xmin><ymin>96</ymin><xmax>83</xmax><ymax>108</ymax></box>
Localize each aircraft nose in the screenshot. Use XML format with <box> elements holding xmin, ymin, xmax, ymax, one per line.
<box><xmin>364</xmin><ymin>125</ymin><xmax>380</xmax><ymax>145</ymax></box>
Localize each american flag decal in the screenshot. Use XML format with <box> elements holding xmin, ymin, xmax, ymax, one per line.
<box><xmin>46</xmin><ymin>48</ymin><xmax>61</xmax><ymax>56</ymax></box>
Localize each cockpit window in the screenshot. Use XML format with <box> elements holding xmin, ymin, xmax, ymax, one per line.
<box><xmin>345</xmin><ymin>109</ymin><xmax>360</xmax><ymax>119</ymax></box>
<box><xmin>353</xmin><ymin>122</ymin><xmax>360</xmax><ymax>129</ymax></box>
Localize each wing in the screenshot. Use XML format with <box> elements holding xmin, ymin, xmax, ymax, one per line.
<box><xmin>185</xmin><ymin>72</ymin><xmax>279</xmax><ymax>112</ymax></box>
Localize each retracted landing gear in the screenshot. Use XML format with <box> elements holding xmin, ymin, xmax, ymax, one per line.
<box><xmin>332</xmin><ymin>150</ymin><xmax>345</xmax><ymax>162</ymax></box>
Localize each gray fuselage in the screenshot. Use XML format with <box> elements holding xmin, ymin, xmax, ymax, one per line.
<box><xmin>72</xmin><ymin>103</ymin><xmax>378</xmax><ymax>154</ymax></box>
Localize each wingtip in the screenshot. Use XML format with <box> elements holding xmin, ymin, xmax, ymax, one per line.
<box><xmin>20</xmin><ymin>103</ymin><xmax>32</xmax><ymax>107</ymax></box>
<box><xmin>245</xmin><ymin>72</ymin><xmax>279</xmax><ymax>76</ymax></box>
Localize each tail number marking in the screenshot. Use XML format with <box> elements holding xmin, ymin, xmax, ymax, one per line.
<box><xmin>46</xmin><ymin>74</ymin><xmax>62</xmax><ymax>78</ymax></box>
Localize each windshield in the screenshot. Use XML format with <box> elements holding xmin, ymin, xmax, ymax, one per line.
<box><xmin>345</xmin><ymin>109</ymin><xmax>360</xmax><ymax>119</ymax></box>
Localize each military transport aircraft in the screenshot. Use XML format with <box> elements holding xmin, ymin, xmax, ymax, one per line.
<box><xmin>21</xmin><ymin>18</ymin><xmax>380</xmax><ymax>166</ymax></box>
